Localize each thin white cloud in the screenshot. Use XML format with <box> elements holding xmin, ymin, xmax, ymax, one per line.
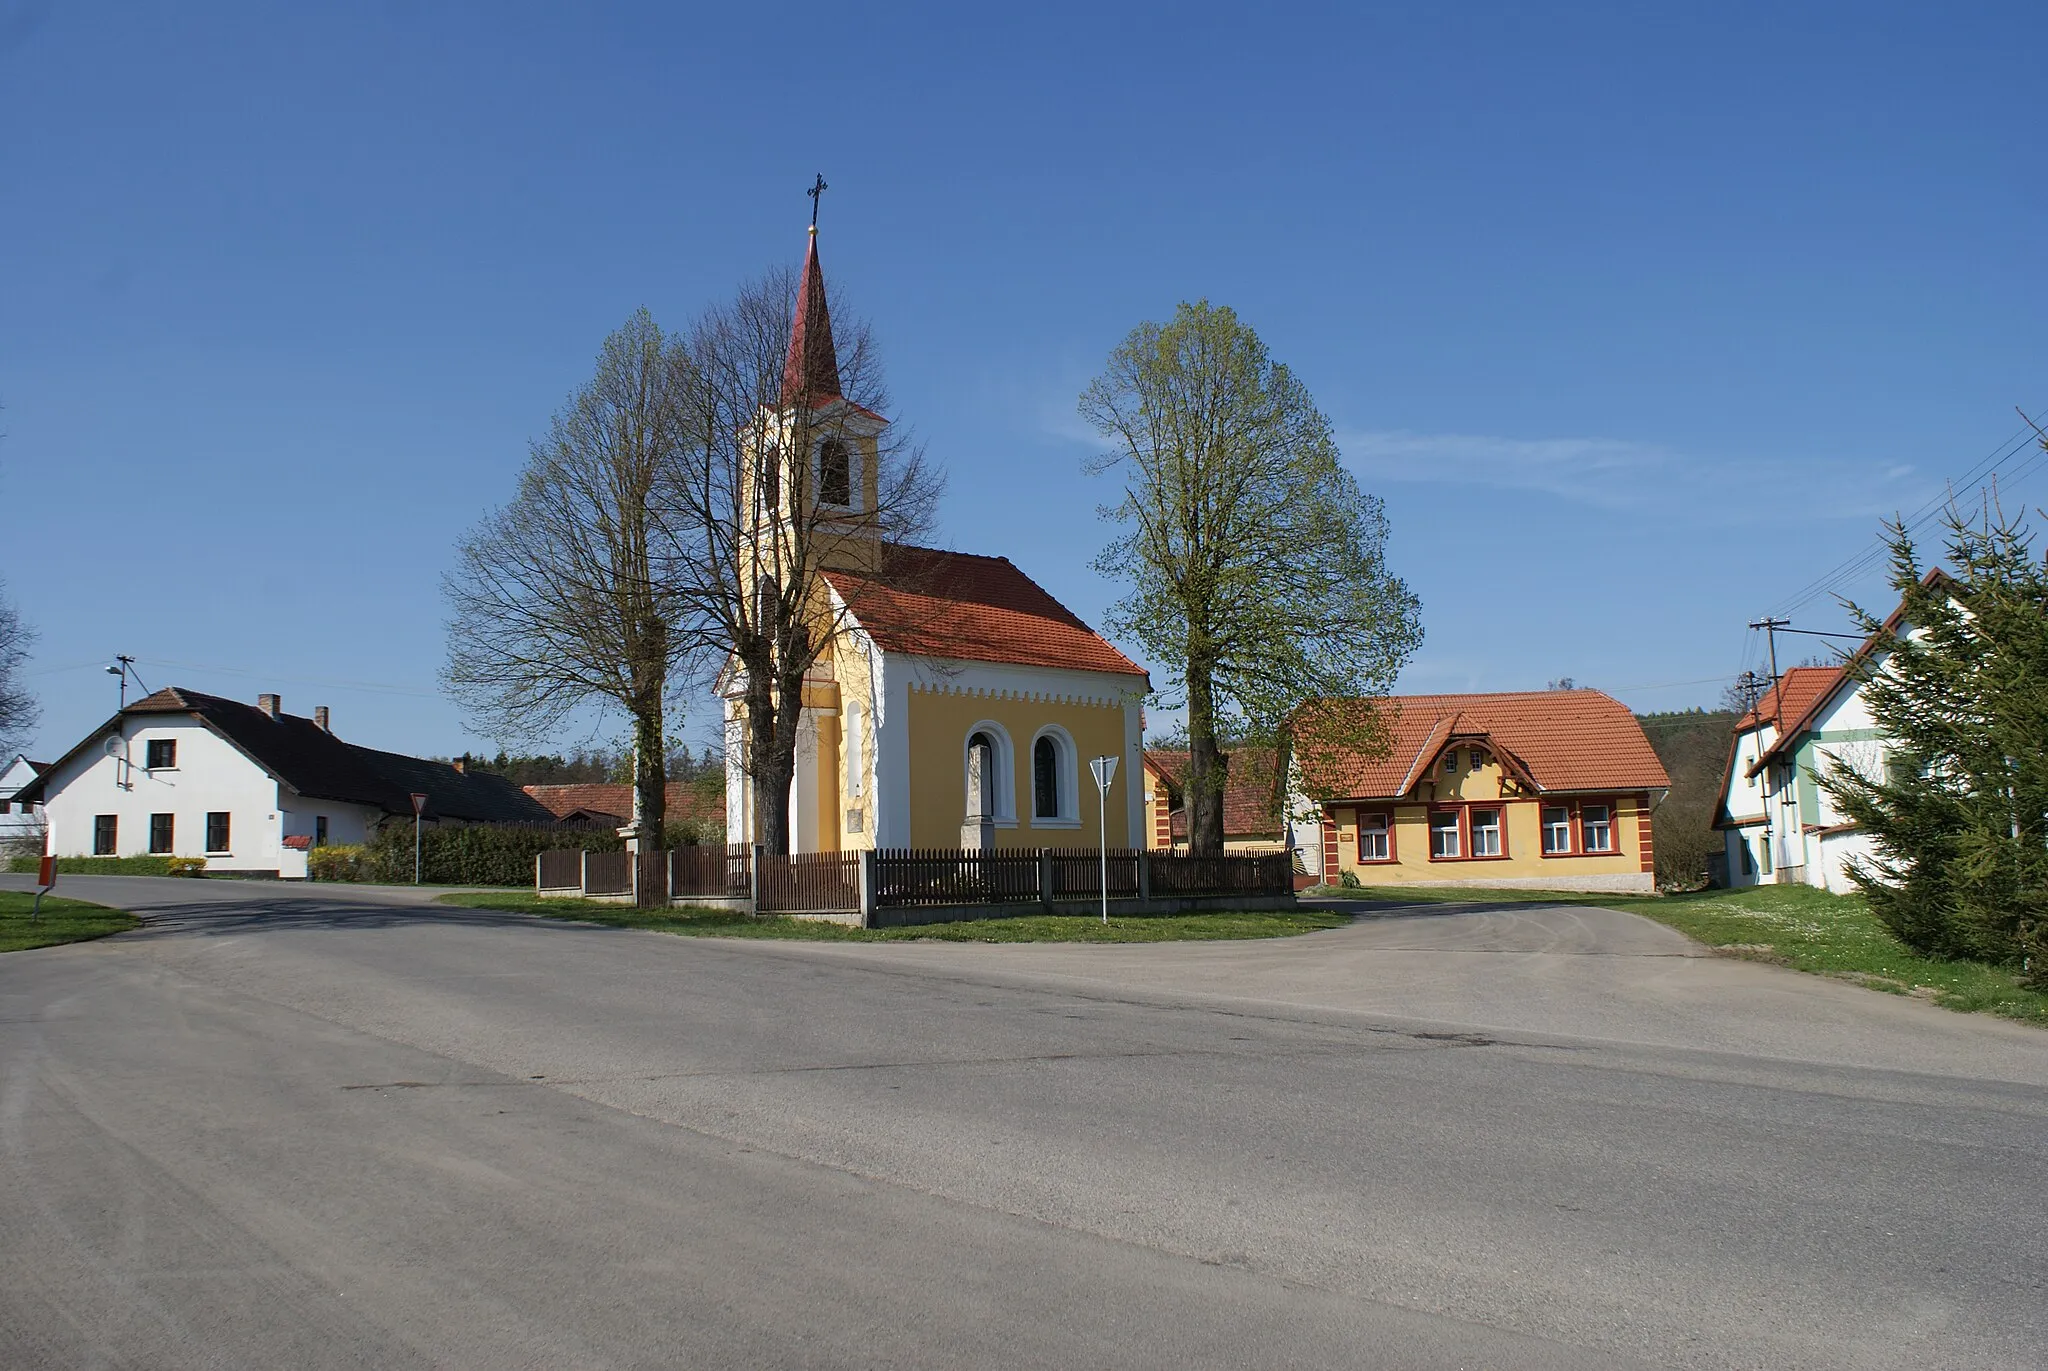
<box><xmin>1338</xmin><ymin>429</ymin><xmax>1669</xmax><ymax>508</ymax></box>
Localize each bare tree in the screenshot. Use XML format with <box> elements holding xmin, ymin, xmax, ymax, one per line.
<box><xmin>664</xmin><ymin>235</ymin><xmax>940</xmax><ymax>854</ymax></box>
<box><xmin>0</xmin><ymin>578</ymin><xmax>35</xmax><ymax>754</ymax></box>
<box><xmin>443</xmin><ymin>310</ymin><xmax>696</xmax><ymax>842</ymax></box>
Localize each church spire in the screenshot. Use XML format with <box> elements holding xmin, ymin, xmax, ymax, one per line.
<box><xmin>781</xmin><ymin>194</ymin><xmax>843</xmax><ymax>409</ymax></box>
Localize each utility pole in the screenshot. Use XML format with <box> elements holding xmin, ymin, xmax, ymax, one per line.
<box><xmin>1747</xmin><ymin>618</ymin><xmax>1791</xmax><ymax>881</ymax></box>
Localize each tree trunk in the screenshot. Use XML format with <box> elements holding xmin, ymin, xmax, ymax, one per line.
<box><xmin>1186</xmin><ymin>664</ymin><xmax>1227</xmax><ymax>854</ymax></box>
<box><xmin>630</xmin><ymin>698</ymin><xmax>666</xmax><ymax>848</ymax></box>
<box><xmin>745</xmin><ymin>669</ymin><xmax>792</xmax><ymax>855</ymax></box>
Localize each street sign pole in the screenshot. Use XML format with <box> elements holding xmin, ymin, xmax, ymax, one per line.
<box><xmin>411</xmin><ymin>793</ymin><xmax>429</xmax><ymax>885</ymax></box>
<box><xmin>1089</xmin><ymin>756</ymin><xmax>1118</xmax><ymax>925</ymax></box>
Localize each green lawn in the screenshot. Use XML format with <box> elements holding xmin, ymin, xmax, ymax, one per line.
<box><xmin>0</xmin><ymin>891</ymin><xmax>139</xmax><ymax>953</ymax></box>
<box><xmin>1319</xmin><ymin>882</ymin><xmax>2048</xmax><ymax>1027</ymax></box>
<box><xmin>435</xmin><ymin>890</ymin><xmax>1348</xmax><ymax>944</ymax></box>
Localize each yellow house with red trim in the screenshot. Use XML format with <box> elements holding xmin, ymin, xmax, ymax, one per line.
<box><xmin>1293</xmin><ymin>691</ymin><xmax>1669</xmax><ymax>892</ymax></box>
<box><xmin>721</xmin><ymin>224</ymin><xmax>1150</xmax><ymax>853</ymax></box>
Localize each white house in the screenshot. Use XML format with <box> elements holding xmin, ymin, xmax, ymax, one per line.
<box><xmin>1</xmin><ymin>754</ymin><xmax>47</xmax><ymax>850</ymax></box>
<box><xmin>1713</xmin><ymin>574</ymin><xmax>1940</xmax><ymax>893</ymax></box>
<box><xmin>15</xmin><ymin>687</ymin><xmax>553</xmax><ymax>877</ymax></box>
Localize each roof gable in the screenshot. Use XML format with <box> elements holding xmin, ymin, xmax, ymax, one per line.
<box><xmin>1299</xmin><ymin>690</ymin><xmax>1670</xmax><ymax>800</ymax></box>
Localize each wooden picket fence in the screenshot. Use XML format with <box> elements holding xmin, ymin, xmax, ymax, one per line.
<box><xmin>755</xmin><ymin>851</ymin><xmax>861</xmax><ymax>914</ymax></box>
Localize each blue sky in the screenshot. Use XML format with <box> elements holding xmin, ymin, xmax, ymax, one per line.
<box><xmin>3</xmin><ymin>1</ymin><xmax>2043</xmax><ymax>761</ymax></box>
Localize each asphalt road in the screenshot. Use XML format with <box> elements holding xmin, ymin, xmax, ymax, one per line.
<box><xmin>2</xmin><ymin>876</ymin><xmax>2044</xmax><ymax>1369</ymax></box>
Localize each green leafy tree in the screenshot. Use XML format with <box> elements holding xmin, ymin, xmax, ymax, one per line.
<box><xmin>1822</xmin><ymin>497</ymin><xmax>2048</xmax><ymax>984</ymax></box>
<box><xmin>1082</xmin><ymin>301</ymin><xmax>1422</xmax><ymax>852</ymax></box>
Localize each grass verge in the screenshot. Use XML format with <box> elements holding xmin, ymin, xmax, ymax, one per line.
<box><xmin>1321</xmin><ymin>882</ymin><xmax>2048</xmax><ymax>1027</ymax></box>
<box><xmin>0</xmin><ymin>891</ymin><xmax>140</xmax><ymax>953</ymax></box>
<box><xmin>435</xmin><ymin>890</ymin><xmax>1348</xmax><ymax>944</ymax></box>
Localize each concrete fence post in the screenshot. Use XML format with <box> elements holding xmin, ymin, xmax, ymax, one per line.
<box><xmin>534</xmin><ymin>852</ymin><xmax>542</xmax><ymax>894</ymax></box>
<box><xmin>579</xmin><ymin>849</ymin><xmax>589</xmax><ymax>897</ymax></box>
<box><xmin>750</xmin><ymin>843</ymin><xmax>764</xmax><ymax>916</ymax></box>
<box><xmin>1038</xmin><ymin>848</ymin><xmax>1053</xmax><ymax>907</ymax></box>
<box><xmin>1137</xmin><ymin>849</ymin><xmax>1151</xmax><ymax>902</ymax></box>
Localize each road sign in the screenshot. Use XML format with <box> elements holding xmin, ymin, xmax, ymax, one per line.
<box><xmin>1090</xmin><ymin>756</ymin><xmax>1119</xmax><ymax>924</ymax></box>
<box><xmin>411</xmin><ymin>793</ymin><xmax>429</xmax><ymax>815</ymax></box>
<box><xmin>1089</xmin><ymin>755</ymin><xmax>1118</xmax><ymax>792</ymax></box>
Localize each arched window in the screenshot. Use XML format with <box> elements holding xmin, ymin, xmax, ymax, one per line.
<box><xmin>961</xmin><ymin>723</ymin><xmax>1016</xmax><ymax>824</ymax></box>
<box><xmin>967</xmin><ymin>731</ymin><xmax>997</xmax><ymax>818</ymax></box>
<box><xmin>1028</xmin><ymin>726</ymin><xmax>1079</xmax><ymax>826</ymax></box>
<box><xmin>819</xmin><ymin>437</ymin><xmax>853</xmax><ymax>507</ymax></box>
<box><xmin>1033</xmin><ymin>736</ymin><xmax>1059</xmax><ymax>819</ymax></box>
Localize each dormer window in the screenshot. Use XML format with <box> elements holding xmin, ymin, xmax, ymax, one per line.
<box><xmin>1469</xmin><ymin>749</ymin><xmax>1485</xmax><ymax>773</ymax></box>
<box><xmin>819</xmin><ymin>437</ymin><xmax>853</xmax><ymax>507</ymax></box>
<box><xmin>1442</xmin><ymin>751</ymin><xmax>1457</xmax><ymax>776</ymax></box>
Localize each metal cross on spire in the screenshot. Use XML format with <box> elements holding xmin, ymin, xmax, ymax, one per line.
<box><xmin>807</xmin><ymin>173</ymin><xmax>828</xmax><ymax>228</ymax></box>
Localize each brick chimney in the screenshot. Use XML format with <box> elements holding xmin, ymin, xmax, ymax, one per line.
<box><xmin>451</xmin><ymin>756</ymin><xmax>467</xmax><ymax>774</ymax></box>
<box><xmin>314</xmin><ymin>706</ymin><xmax>330</xmax><ymax>733</ymax></box>
<box><xmin>258</xmin><ymin>693</ymin><xmax>281</xmax><ymax>719</ymax></box>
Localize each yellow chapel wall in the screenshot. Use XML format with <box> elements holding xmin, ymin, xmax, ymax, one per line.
<box><xmin>905</xmin><ymin>686</ymin><xmax>1134</xmax><ymax>850</ymax></box>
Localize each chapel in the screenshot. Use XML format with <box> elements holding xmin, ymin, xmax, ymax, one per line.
<box><xmin>721</xmin><ymin>220</ymin><xmax>1150</xmax><ymax>853</ymax></box>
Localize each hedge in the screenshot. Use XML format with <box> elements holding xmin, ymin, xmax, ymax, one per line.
<box><xmin>5</xmin><ymin>855</ymin><xmax>179</xmax><ymax>876</ymax></box>
<box><xmin>352</xmin><ymin>822</ymin><xmax>640</xmax><ymax>887</ymax></box>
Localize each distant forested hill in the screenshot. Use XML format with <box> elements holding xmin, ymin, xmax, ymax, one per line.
<box><xmin>1637</xmin><ymin>709</ymin><xmax>1737</xmax><ymax>889</ymax></box>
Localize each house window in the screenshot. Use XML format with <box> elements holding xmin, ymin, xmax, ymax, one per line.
<box><xmin>146</xmin><ymin>738</ymin><xmax>176</xmax><ymax>769</ymax></box>
<box><xmin>1470</xmin><ymin>750</ymin><xmax>1485</xmax><ymax>773</ymax></box>
<box><xmin>315</xmin><ymin>816</ymin><xmax>328</xmax><ymax>848</ymax></box>
<box><xmin>818</xmin><ymin>437</ymin><xmax>853</xmax><ymax>507</ymax></box>
<box><xmin>1358</xmin><ymin>812</ymin><xmax>1390</xmax><ymax>862</ymax></box>
<box><xmin>1442</xmin><ymin>751</ymin><xmax>1458</xmax><ymax>776</ymax></box>
<box><xmin>206</xmin><ymin>812</ymin><xmax>230</xmax><ymax>853</ymax></box>
<box><xmin>1582</xmin><ymin>803</ymin><xmax>1614</xmax><ymax>853</ymax></box>
<box><xmin>0</xmin><ymin>801</ymin><xmax>8</xmax><ymax>814</ymax></box>
<box><xmin>1429</xmin><ymin>811</ymin><xmax>1461</xmax><ymax>859</ymax></box>
<box><xmin>149</xmin><ymin>813</ymin><xmax>174</xmax><ymax>854</ymax></box>
<box><xmin>1471</xmin><ymin>808</ymin><xmax>1502</xmax><ymax>857</ymax></box>
<box><xmin>94</xmin><ymin>815</ymin><xmax>117</xmax><ymax>855</ymax></box>
<box><xmin>845</xmin><ymin>702</ymin><xmax>864</xmax><ymax>798</ymax></box>
<box><xmin>966</xmin><ymin>727</ymin><xmax>1015</xmax><ymax>822</ymax></box>
<box><xmin>1033</xmin><ymin>736</ymin><xmax>1060</xmax><ymax>819</ymax></box>
<box><xmin>1541</xmin><ymin>805</ymin><xmax>1573</xmax><ymax>854</ymax></box>
<box><xmin>1758</xmin><ymin>835</ymin><xmax>1772</xmax><ymax>875</ymax></box>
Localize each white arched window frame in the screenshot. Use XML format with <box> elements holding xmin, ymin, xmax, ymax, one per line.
<box><xmin>962</xmin><ymin>721</ymin><xmax>1017</xmax><ymax>825</ymax></box>
<box><xmin>844</xmin><ymin>700</ymin><xmax>865</xmax><ymax>800</ymax></box>
<box><xmin>1028</xmin><ymin>725</ymin><xmax>1081</xmax><ymax>828</ymax></box>
<box><xmin>815</xmin><ymin>434</ymin><xmax>863</xmax><ymax>512</ymax></box>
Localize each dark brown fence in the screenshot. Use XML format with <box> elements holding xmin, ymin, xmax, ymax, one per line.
<box><xmin>1147</xmin><ymin>850</ymin><xmax>1292</xmax><ymax>898</ymax></box>
<box><xmin>583</xmin><ymin>850</ymin><xmax>632</xmax><ymax>897</ymax></box>
<box><xmin>1047</xmin><ymin>847</ymin><xmax>1142</xmax><ymax>901</ymax></box>
<box><xmin>537</xmin><ymin>849</ymin><xmax>582</xmax><ymax>891</ymax></box>
<box><xmin>757</xmin><ymin>851</ymin><xmax>861</xmax><ymax>914</ymax></box>
<box><xmin>872</xmin><ymin>848</ymin><xmax>1040</xmax><ymax>907</ymax></box>
<box><xmin>670</xmin><ymin>844</ymin><xmax>753</xmax><ymax>900</ymax></box>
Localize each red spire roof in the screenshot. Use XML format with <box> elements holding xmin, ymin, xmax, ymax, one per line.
<box><xmin>781</xmin><ymin>228</ymin><xmax>843</xmax><ymax>407</ymax></box>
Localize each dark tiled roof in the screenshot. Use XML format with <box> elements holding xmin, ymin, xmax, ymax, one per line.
<box><xmin>824</xmin><ymin>546</ymin><xmax>1147</xmax><ymax>679</ymax></box>
<box><xmin>21</xmin><ymin>687</ymin><xmax>553</xmax><ymax>822</ymax></box>
<box><xmin>1298</xmin><ymin>690</ymin><xmax>1671</xmax><ymax>801</ymax></box>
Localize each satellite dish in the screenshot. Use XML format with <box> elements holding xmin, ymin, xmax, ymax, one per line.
<box><xmin>104</xmin><ymin>736</ymin><xmax>124</xmax><ymax>758</ymax></box>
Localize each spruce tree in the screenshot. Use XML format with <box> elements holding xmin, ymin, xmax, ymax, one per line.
<box><xmin>1823</xmin><ymin>497</ymin><xmax>2048</xmax><ymax>984</ymax></box>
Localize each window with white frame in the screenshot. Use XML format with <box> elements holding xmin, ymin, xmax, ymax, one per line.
<box><xmin>963</xmin><ymin>723</ymin><xmax>1015</xmax><ymax>823</ymax></box>
<box><xmin>1441</xmin><ymin>750</ymin><xmax>1458</xmax><ymax>776</ymax></box>
<box><xmin>1469</xmin><ymin>749</ymin><xmax>1485</xmax><ymax>774</ymax></box>
<box><xmin>1358</xmin><ymin>812</ymin><xmax>1390</xmax><ymax>861</ymax></box>
<box><xmin>845</xmin><ymin>701</ymin><xmax>864</xmax><ymax>798</ymax></box>
<box><xmin>1029</xmin><ymin>726</ymin><xmax>1077</xmax><ymax>823</ymax></box>
<box><xmin>1582</xmin><ymin>803</ymin><xmax>1614</xmax><ymax>852</ymax></box>
<box><xmin>1429</xmin><ymin>811</ymin><xmax>1461</xmax><ymax>859</ymax></box>
<box><xmin>1541</xmin><ymin>805</ymin><xmax>1573</xmax><ymax>854</ymax></box>
<box><xmin>1471</xmin><ymin>808</ymin><xmax>1502</xmax><ymax>856</ymax></box>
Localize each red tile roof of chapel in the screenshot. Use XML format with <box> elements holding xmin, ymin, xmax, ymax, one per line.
<box><xmin>823</xmin><ymin>546</ymin><xmax>1148</xmax><ymax>680</ymax></box>
<box><xmin>1297</xmin><ymin>690</ymin><xmax>1669</xmax><ymax>801</ymax></box>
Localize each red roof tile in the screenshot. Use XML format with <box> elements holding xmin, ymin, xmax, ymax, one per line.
<box><xmin>1144</xmin><ymin>747</ymin><xmax>1283</xmax><ymax>837</ymax></box>
<box><xmin>523</xmin><ymin>782</ymin><xmax>725</xmax><ymax>828</ymax></box>
<box><xmin>781</xmin><ymin>229</ymin><xmax>843</xmax><ymax>408</ymax></box>
<box><xmin>1741</xmin><ymin>665</ymin><xmax>1841</xmax><ymax>734</ymax></box>
<box><xmin>824</xmin><ymin>546</ymin><xmax>1147</xmax><ymax>679</ymax></box>
<box><xmin>1298</xmin><ymin>690</ymin><xmax>1670</xmax><ymax>800</ymax></box>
